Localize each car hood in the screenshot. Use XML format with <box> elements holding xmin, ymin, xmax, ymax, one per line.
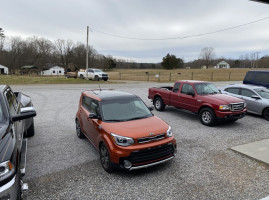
<box><xmin>95</xmin><ymin>72</ymin><xmax>108</xmax><ymax>75</ymax></box>
<box><xmin>198</xmin><ymin>94</ymin><xmax>244</xmax><ymax>105</ymax></box>
<box><xmin>101</xmin><ymin>116</ymin><xmax>169</xmax><ymax>139</ymax></box>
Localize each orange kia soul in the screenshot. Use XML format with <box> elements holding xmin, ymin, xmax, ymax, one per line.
<box><xmin>76</xmin><ymin>90</ymin><xmax>177</xmax><ymax>172</ymax></box>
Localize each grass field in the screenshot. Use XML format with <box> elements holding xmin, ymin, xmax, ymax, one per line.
<box><xmin>1</xmin><ymin>68</ymin><xmax>268</xmax><ymax>84</ymax></box>
<box><xmin>0</xmin><ymin>75</ymin><xmax>114</xmax><ymax>85</ymax></box>
<box><xmin>108</xmin><ymin>68</ymin><xmax>266</xmax><ymax>82</ymax></box>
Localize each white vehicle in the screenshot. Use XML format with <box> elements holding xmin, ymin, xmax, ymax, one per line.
<box><xmin>78</xmin><ymin>68</ymin><xmax>109</xmax><ymax>81</ymax></box>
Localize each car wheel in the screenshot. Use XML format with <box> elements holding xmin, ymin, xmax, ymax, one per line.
<box><xmin>76</xmin><ymin>119</ymin><xmax>85</xmax><ymax>139</ymax></box>
<box><xmin>80</xmin><ymin>74</ymin><xmax>84</xmax><ymax>79</ymax></box>
<box><xmin>94</xmin><ymin>76</ymin><xmax>99</xmax><ymax>81</ymax></box>
<box><xmin>263</xmin><ymin>108</ymin><xmax>269</xmax><ymax>121</ymax></box>
<box><xmin>25</xmin><ymin>119</ymin><xmax>35</xmax><ymax>137</ymax></box>
<box><xmin>199</xmin><ymin>108</ymin><xmax>216</xmax><ymax>126</ymax></box>
<box><xmin>100</xmin><ymin>143</ymin><xmax>114</xmax><ymax>172</ymax></box>
<box><xmin>154</xmin><ymin>97</ymin><xmax>165</xmax><ymax>111</ymax></box>
<box><xmin>104</xmin><ymin>78</ymin><xmax>108</xmax><ymax>81</ymax></box>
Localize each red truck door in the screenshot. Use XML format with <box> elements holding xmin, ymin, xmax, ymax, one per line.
<box><xmin>170</xmin><ymin>82</ymin><xmax>182</xmax><ymax>107</ymax></box>
<box><xmin>177</xmin><ymin>83</ymin><xmax>198</xmax><ymax>112</ymax></box>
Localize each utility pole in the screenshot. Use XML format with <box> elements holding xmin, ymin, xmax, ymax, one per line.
<box><xmin>86</xmin><ymin>26</ymin><xmax>89</xmax><ymax>80</ymax></box>
<box><xmin>255</xmin><ymin>52</ymin><xmax>260</xmax><ymax>68</ymax></box>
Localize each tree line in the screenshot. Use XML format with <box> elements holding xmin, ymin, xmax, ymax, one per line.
<box><xmin>1</xmin><ymin>28</ymin><xmax>268</xmax><ymax>73</ymax></box>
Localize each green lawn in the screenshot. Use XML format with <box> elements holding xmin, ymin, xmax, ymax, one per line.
<box><xmin>0</xmin><ymin>75</ymin><xmax>116</xmax><ymax>85</ymax></box>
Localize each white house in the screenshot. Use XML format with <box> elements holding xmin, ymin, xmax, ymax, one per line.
<box><xmin>215</xmin><ymin>61</ymin><xmax>230</xmax><ymax>69</ymax></box>
<box><xmin>41</xmin><ymin>66</ymin><xmax>65</xmax><ymax>76</ymax></box>
<box><xmin>0</xmin><ymin>64</ymin><xmax>8</xmax><ymax>74</ymax></box>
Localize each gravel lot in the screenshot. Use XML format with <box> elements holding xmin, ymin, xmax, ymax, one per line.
<box><xmin>12</xmin><ymin>82</ymin><xmax>269</xmax><ymax>200</ymax></box>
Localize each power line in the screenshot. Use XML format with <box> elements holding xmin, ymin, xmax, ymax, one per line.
<box><xmin>91</xmin><ymin>16</ymin><xmax>269</xmax><ymax>41</ymax></box>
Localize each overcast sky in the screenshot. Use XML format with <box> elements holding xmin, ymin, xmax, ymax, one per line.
<box><xmin>1</xmin><ymin>0</ymin><xmax>269</xmax><ymax>63</ymax></box>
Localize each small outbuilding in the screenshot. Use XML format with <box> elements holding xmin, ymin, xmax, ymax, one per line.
<box><xmin>215</xmin><ymin>61</ymin><xmax>230</xmax><ymax>69</ymax></box>
<box><xmin>0</xmin><ymin>64</ymin><xmax>8</xmax><ymax>75</ymax></box>
<box><xmin>41</xmin><ymin>66</ymin><xmax>65</xmax><ymax>76</ymax></box>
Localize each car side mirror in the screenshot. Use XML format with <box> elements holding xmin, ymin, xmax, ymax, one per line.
<box><xmin>11</xmin><ymin>107</ymin><xmax>36</xmax><ymax>122</ymax></box>
<box><xmin>89</xmin><ymin>113</ymin><xmax>101</xmax><ymax>119</ymax></box>
<box><xmin>251</xmin><ymin>95</ymin><xmax>261</xmax><ymax>99</ymax></box>
<box><xmin>187</xmin><ymin>91</ymin><xmax>195</xmax><ymax>96</ymax></box>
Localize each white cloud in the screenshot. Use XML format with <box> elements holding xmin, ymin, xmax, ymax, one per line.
<box><xmin>1</xmin><ymin>0</ymin><xmax>269</xmax><ymax>63</ymax></box>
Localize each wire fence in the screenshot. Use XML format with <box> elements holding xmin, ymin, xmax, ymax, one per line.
<box><xmin>109</xmin><ymin>70</ymin><xmax>248</xmax><ymax>82</ymax></box>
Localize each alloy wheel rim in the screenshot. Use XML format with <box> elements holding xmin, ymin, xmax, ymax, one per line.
<box><xmin>156</xmin><ymin>100</ymin><xmax>161</xmax><ymax>109</ymax></box>
<box><xmin>202</xmin><ymin>111</ymin><xmax>211</xmax><ymax>123</ymax></box>
<box><xmin>100</xmin><ymin>146</ymin><xmax>109</xmax><ymax>169</ymax></box>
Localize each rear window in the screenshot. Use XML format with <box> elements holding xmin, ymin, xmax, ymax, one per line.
<box><xmin>254</xmin><ymin>73</ymin><xmax>269</xmax><ymax>83</ymax></box>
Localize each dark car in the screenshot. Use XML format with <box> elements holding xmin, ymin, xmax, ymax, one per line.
<box><xmin>76</xmin><ymin>90</ymin><xmax>176</xmax><ymax>172</ymax></box>
<box><xmin>243</xmin><ymin>70</ymin><xmax>269</xmax><ymax>88</ymax></box>
<box><xmin>0</xmin><ymin>85</ymin><xmax>36</xmax><ymax>200</ymax></box>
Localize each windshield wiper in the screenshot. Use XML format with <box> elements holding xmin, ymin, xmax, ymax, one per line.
<box><xmin>126</xmin><ymin>116</ymin><xmax>149</xmax><ymax>121</ymax></box>
<box><xmin>105</xmin><ymin>119</ymin><xmax>125</xmax><ymax>122</ymax></box>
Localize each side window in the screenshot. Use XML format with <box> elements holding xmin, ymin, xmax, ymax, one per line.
<box><xmin>254</xmin><ymin>73</ymin><xmax>269</xmax><ymax>83</ymax></box>
<box><xmin>172</xmin><ymin>82</ymin><xmax>180</xmax><ymax>93</ymax></box>
<box><xmin>4</xmin><ymin>89</ymin><xmax>18</xmax><ymax>115</ymax></box>
<box><xmin>90</xmin><ymin>100</ymin><xmax>100</xmax><ymax>115</ymax></box>
<box><xmin>225</xmin><ymin>88</ymin><xmax>240</xmax><ymax>95</ymax></box>
<box><xmin>82</xmin><ymin>96</ymin><xmax>92</xmax><ymax>111</ymax></box>
<box><xmin>181</xmin><ymin>84</ymin><xmax>194</xmax><ymax>95</ymax></box>
<box><xmin>244</xmin><ymin>72</ymin><xmax>254</xmax><ymax>82</ymax></box>
<box><xmin>241</xmin><ymin>89</ymin><xmax>255</xmax><ymax>97</ymax></box>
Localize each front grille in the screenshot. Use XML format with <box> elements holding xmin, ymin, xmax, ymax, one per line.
<box><xmin>230</xmin><ymin>102</ymin><xmax>244</xmax><ymax>111</ymax></box>
<box><xmin>138</xmin><ymin>134</ymin><xmax>165</xmax><ymax>143</ymax></box>
<box><xmin>102</xmin><ymin>74</ymin><xmax>108</xmax><ymax>77</ymax></box>
<box><xmin>120</xmin><ymin>143</ymin><xmax>175</xmax><ymax>166</ymax></box>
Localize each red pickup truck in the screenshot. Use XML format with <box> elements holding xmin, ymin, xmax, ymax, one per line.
<box><xmin>148</xmin><ymin>80</ymin><xmax>247</xmax><ymax>126</ymax></box>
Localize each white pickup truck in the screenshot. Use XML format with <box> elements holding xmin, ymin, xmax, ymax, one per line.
<box><xmin>77</xmin><ymin>68</ymin><xmax>109</xmax><ymax>81</ymax></box>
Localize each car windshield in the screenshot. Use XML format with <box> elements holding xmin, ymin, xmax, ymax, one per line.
<box><xmin>194</xmin><ymin>83</ymin><xmax>220</xmax><ymax>95</ymax></box>
<box><xmin>101</xmin><ymin>97</ymin><xmax>153</xmax><ymax>122</ymax></box>
<box><xmin>94</xmin><ymin>69</ymin><xmax>103</xmax><ymax>73</ymax></box>
<box><xmin>254</xmin><ymin>88</ymin><xmax>269</xmax><ymax>99</ymax></box>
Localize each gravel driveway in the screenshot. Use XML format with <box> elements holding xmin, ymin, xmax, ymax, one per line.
<box><xmin>12</xmin><ymin>82</ymin><xmax>269</xmax><ymax>200</ymax></box>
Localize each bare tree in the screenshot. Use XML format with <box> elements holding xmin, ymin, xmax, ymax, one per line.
<box><xmin>54</xmin><ymin>39</ymin><xmax>74</xmax><ymax>70</ymax></box>
<box><xmin>8</xmin><ymin>37</ymin><xmax>24</xmax><ymax>73</ymax></box>
<box><xmin>199</xmin><ymin>47</ymin><xmax>215</xmax><ymax>68</ymax></box>
<box><xmin>0</xmin><ymin>28</ymin><xmax>4</xmax><ymax>38</ymax></box>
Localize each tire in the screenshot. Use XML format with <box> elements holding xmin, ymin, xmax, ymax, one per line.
<box><xmin>199</xmin><ymin>108</ymin><xmax>216</xmax><ymax>126</ymax></box>
<box><xmin>94</xmin><ymin>76</ymin><xmax>99</xmax><ymax>81</ymax></box>
<box><xmin>263</xmin><ymin>108</ymin><xmax>269</xmax><ymax>121</ymax></box>
<box><xmin>153</xmin><ymin>97</ymin><xmax>165</xmax><ymax>111</ymax></box>
<box><xmin>76</xmin><ymin>119</ymin><xmax>85</xmax><ymax>139</ymax></box>
<box><xmin>104</xmin><ymin>78</ymin><xmax>108</xmax><ymax>81</ymax></box>
<box><xmin>80</xmin><ymin>74</ymin><xmax>84</xmax><ymax>79</ymax></box>
<box><xmin>25</xmin><ymin>119</ymin><xmax>35</xmax><ymax>137</ymax></box>
<box><xmin>99</xmin><ymin>143</ymin><xmax>114</xmax><ymax>172</ymax></box>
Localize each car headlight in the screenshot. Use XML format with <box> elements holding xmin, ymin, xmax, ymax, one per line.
<box><xmin>167</xmin><ymin>126</ymin><xmax>173</xmax><ymax>137</ymax></box>
<box><xmin>111</xmin><ymin>133</ymin><xmax>134</xmax><ymax>146</ymax></box>
<box><xmin>219</xmin><ymin>105</ymin><xmax>230</xmax><ymax>110</ymax></box>
<box><xmin>244</xmin><ymin>102</ymin><xmax>247</xmax><ymax>108</ymax></box>
<box><xmin>0</xmin><ymin>161</ymin><xmax>15</xmax><ymax>182</ymax></box>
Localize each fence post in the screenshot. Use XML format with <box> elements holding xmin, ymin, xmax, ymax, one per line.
<box><xmin>159</xmin><ymin>72</ymin><xmax>160</xmax><ymax>82</ymax></box>
<box><xmin>229</xmin><ymin>72</ymin><xmax>231</xmax><ymax>80</ymax></box>
<box><xmin>211</xmin><ymin>72</ymin><xmax>213</xmax><ymax>81</ymax></box>
<box><xmin>191</xmin><ymin>72</ymin><xmax>194</xmax><ymax>80</ymax></box>
<box><xmin>169</xmin><ymin>72</ymin><xmax>171</xmax><ymax>81</ymax></box>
